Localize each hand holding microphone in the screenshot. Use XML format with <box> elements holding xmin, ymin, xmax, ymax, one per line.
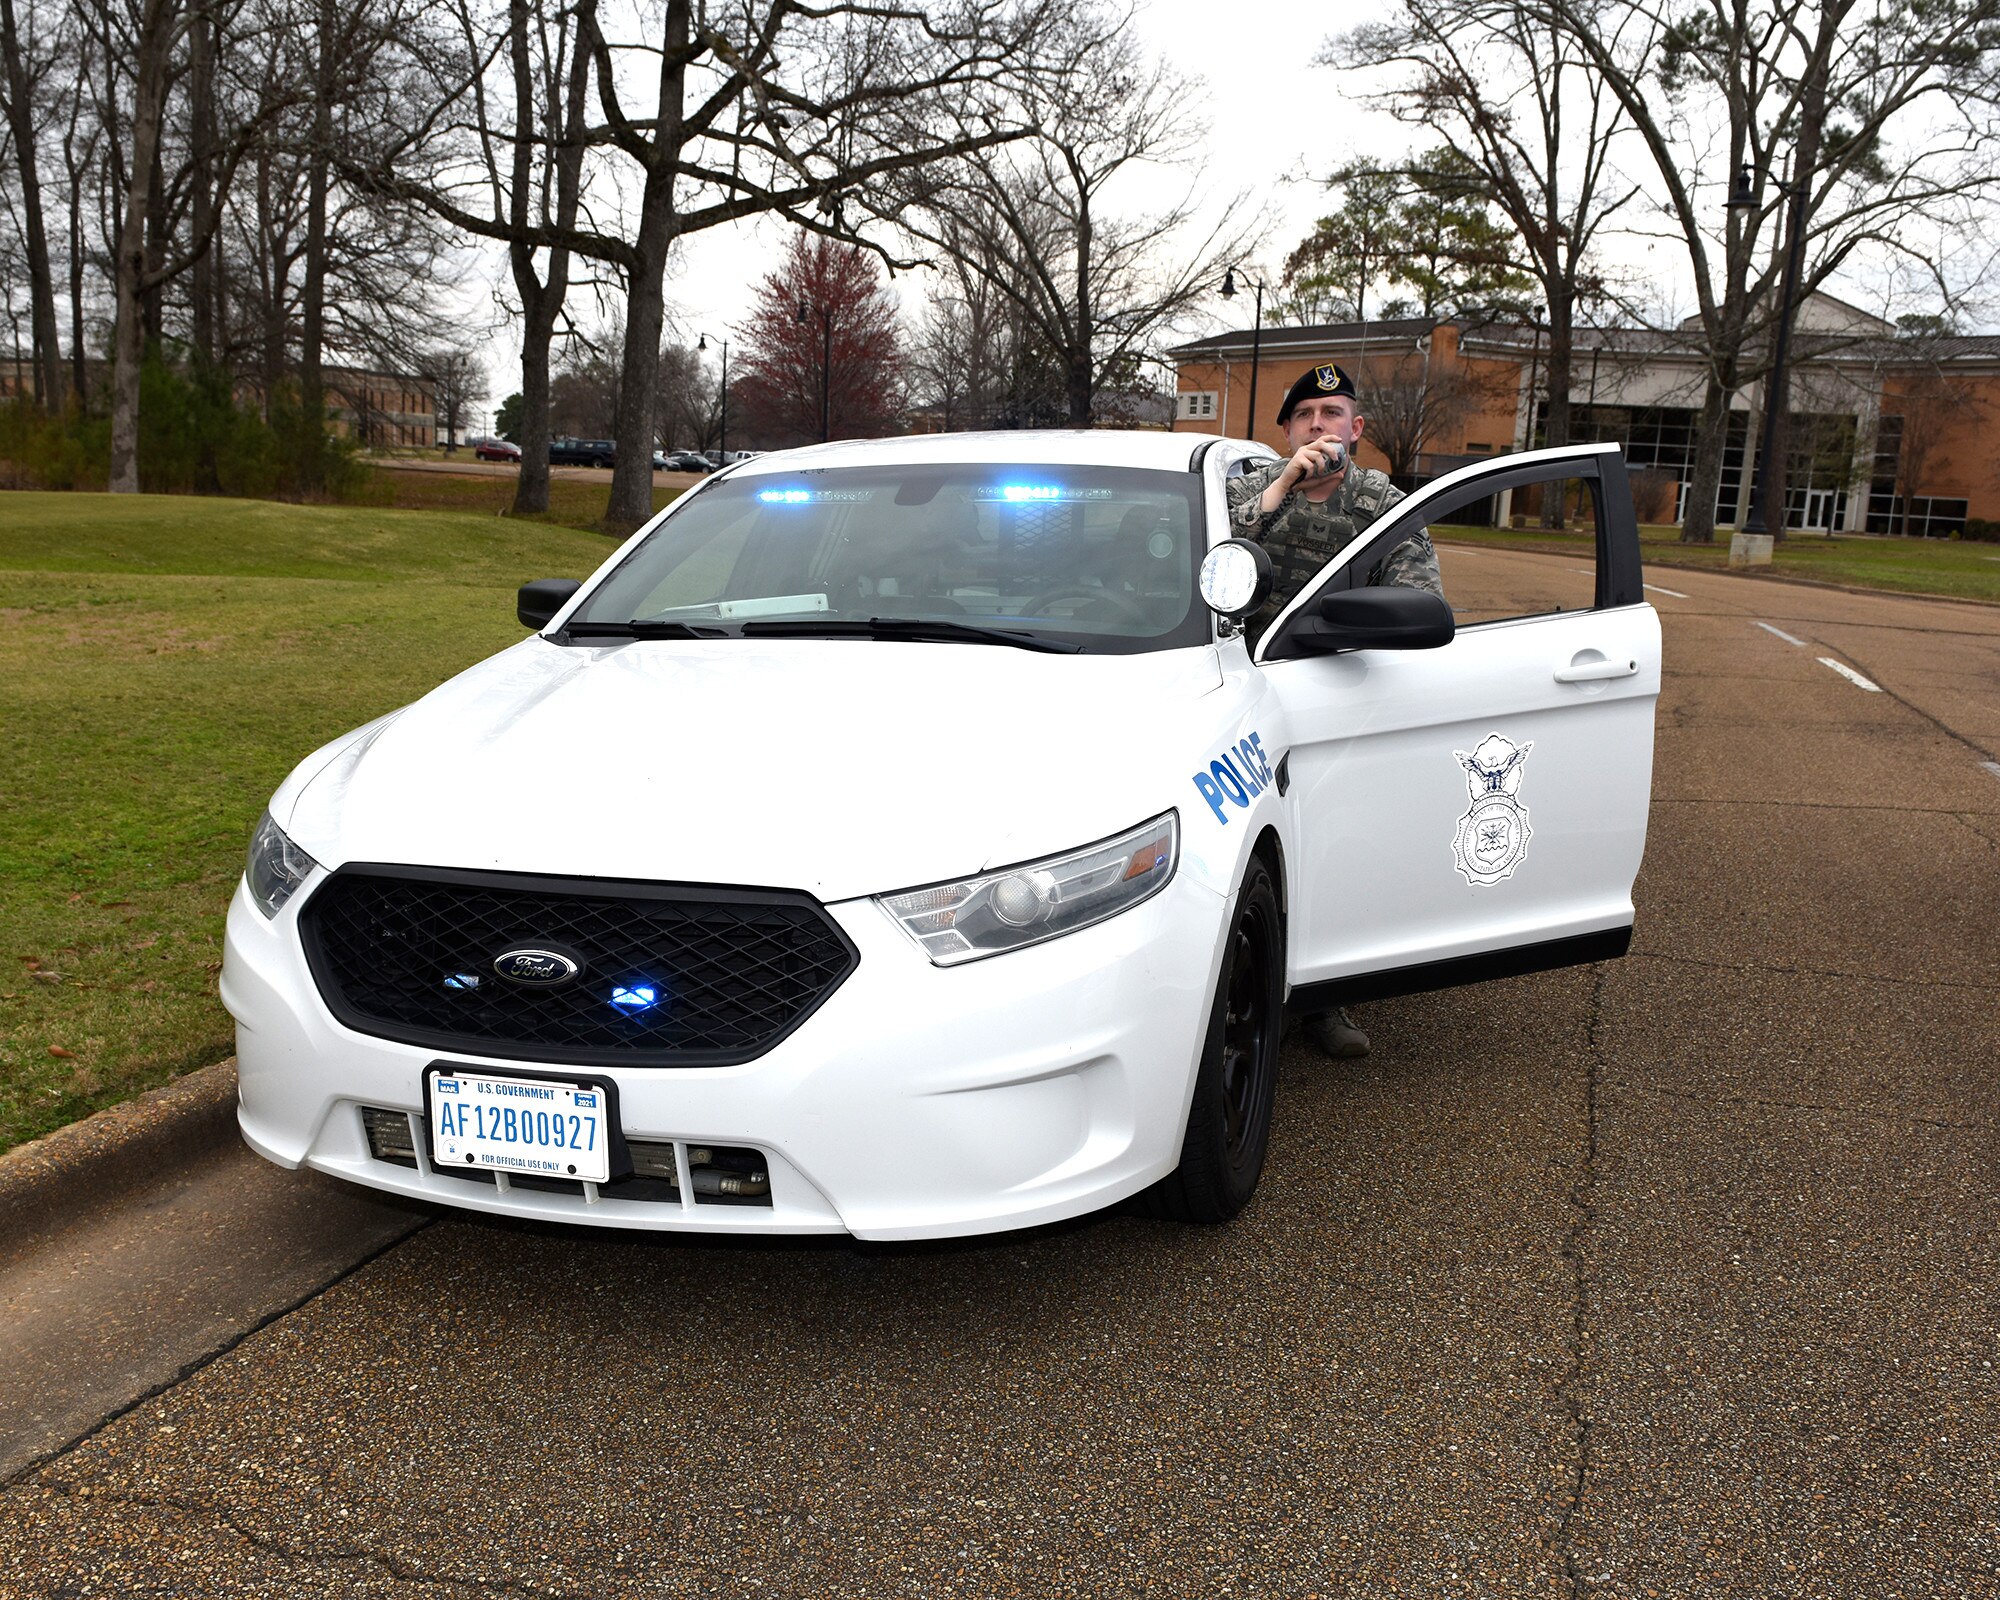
<box><xmin>1304</xmin><ymin>439</ymin><xmax>1346</xmax><ymax>478</ymax></box>
<box><xmin>1288</xmin><ymin>437</ymin><xmax>1347</xmax><ymax>485</ymax></box>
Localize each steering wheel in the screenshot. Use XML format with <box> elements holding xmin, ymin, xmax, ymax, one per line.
<box><xmin>1021</xmin><ymin>584</ymin><xmax>1152</xmax><ymax>624</ymax></box>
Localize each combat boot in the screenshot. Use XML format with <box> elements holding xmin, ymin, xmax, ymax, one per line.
<box><xmin>1304</xmin><ymin>1005</ymin><xmax>1369</xmax><ymax>1059</ymax></box>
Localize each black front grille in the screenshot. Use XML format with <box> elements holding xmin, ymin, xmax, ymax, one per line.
<box><xmin>300</xmin><ymin>866</ymin><xmax>859</xmax><ymax>1066</ymax></box>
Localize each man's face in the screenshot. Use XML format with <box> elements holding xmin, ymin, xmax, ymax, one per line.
<box><xmin>1284</xmin><ymin>394</ymin><xmax>1364</xmax><ymax>452</ymax></box>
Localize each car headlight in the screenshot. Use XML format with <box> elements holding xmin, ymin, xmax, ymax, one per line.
<box><xmin>245</xmin><ymin>811</ymin><xmax>319</xmax><ymax>918</ymax></box>
<box><xmin>879</xmin><ymin>812</ymin><xmax>1178</xmax><ymax>966</ymax></box>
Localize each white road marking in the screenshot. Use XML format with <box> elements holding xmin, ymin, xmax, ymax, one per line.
<box><xmin>1644</xmin><ymin>582</ymin><xmax>1688</xmax><ymax>598</ymax></box>
<box><xmin>1981</xmin><ymin>761</ymin><xmax>2000</xmax><ymax>782</ymax></box>
<box><xmin>1756</xmin><ymin>622</ymin><xmax>1806</xmax><ymax>646</ymax></box>
<box><xmin>1817</xmin><ymin>656</ymin><xmax>1882</xmax><ymax>692</ymax></box>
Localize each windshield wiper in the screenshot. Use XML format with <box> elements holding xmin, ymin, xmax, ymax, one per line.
<box><xmin>738</xmin><ymin>617</ymin><xmax>1082</xmax><ymax>653</ymax></box>
<box><xmin>560</xmin><ymin>618</ymin><xmax>730</xmax><ymax>640</ymax></box>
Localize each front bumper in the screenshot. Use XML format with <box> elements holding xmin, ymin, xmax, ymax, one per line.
<box><xmin>222</xmin><ymin>866</ymin><xmax>1230</xmax><ymax>1241</ymax></box>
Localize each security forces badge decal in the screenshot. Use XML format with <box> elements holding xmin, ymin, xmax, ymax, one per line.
<box><xmin>1452</xmin><ymin>732</ymin><xmax>1534</xmax><ymax>886</ymax></box>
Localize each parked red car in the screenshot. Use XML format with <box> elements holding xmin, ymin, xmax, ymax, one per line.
<box><xmin>472</xmin><ymin>438</ymin><xmax>522</xmax><ymax>462</ymax></box>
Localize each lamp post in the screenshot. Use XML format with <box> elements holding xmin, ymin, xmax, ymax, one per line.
<box><xmin>1218</xmin><ymin>266</ymin><xmax>1267</xmax><ymax>441</ymax></box>
<box><xmin>795</xmin><ymin>301</ymin><xmax>832</xmax><ymax>442</ymax></box>
<box><xmin>1519</xmin><ymin>307</ymin><xmax>1543</xmax><ymax>451</ymax></box>
<box><xmin>696</xmin><ymin>332</ymin><xmax>728</xmax><ymax>463</ymax></box>
<box><xmin>1732</xmin><ymin>159</ymin><xmax>1810</xmax><ymax>539</ymax></box>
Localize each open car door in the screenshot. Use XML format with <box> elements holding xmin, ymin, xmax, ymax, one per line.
<box><xmin>1254</xmin><ymin>442</ymin><xmax>1660</xmax><ymax>1008</ymax></box>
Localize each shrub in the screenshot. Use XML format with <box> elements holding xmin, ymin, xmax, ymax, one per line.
<box><xmin>0</xmin><ymin>397</ymin><xmax>110</xmax><ymax>490</ymax></box>
<box><xmin>1629</xmin><ymin>468</ymin><xmax>1678</xmax><ymax>524</ymax></box>
<box><xmin>0</xmin><ymin>347</ymin><xmax>380</xmax><ymax>503</ymax></box>
<box><xmin>1962</xmin><ymin>517</ymin><xmax>2000</xmax><ymax>544</ymax></box>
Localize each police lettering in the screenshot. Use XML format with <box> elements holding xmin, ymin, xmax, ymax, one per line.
<box><xmin>1192</xmin><ymin>730</ymin><xmax>1278</xmax><ymax>824</ymax></box>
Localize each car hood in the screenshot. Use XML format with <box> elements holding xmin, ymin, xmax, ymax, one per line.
<box><xmin>284</xmin><ymin>637</ymin><xmax>1224</xmax><ymax>902</ymax></box>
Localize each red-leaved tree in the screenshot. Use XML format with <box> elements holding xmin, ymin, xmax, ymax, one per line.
<box><xmin>732</xmin><ymin>234</ymin><xmax>902</xmax><ymax>448</ymax></box>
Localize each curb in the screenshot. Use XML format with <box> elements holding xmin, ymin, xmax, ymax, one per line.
<box><xmin>0</xmin><ymin>1059</ymin><xmax>240</xmax><ymax>1253</ymax></box>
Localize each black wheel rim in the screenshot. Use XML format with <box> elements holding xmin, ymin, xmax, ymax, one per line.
<box><xmin>1218</xmin><ymin>901</ymin><xmax>1276</xmax><ymax>1167</ymax></box>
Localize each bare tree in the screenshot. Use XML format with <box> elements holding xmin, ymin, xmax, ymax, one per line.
<box><xmin>886</xmin><ymin>7</ymin><xmax>1252</xmax><ymax>427</ymax></box>
<box><xmin>0</xmin><ymin>0</ymin><xmax>65</xmax><ymax>406</ymax></box>
<box><xmin>1878</xmin><ymin>319</ymin><xmax>1990</xmax><ymax>537</ymax></box>
<box><xmin>655</xmin><ymin>339</ymin><xmax>715</xmax><ymax>450</ymax></box>
<box><xmin>81</xmin><ymin>0</ymin><xmax>303</xmax><ymax>490</ymax></box>
<box><xmin>1356</xmin><ymin>342</ymin><xmax>1498</xmax><ymax>477</ymax></box>
<box><xmin>902</xmin><ymin>217</ymin><xmax>1065</xmax><ymax>430</ymax></box>
<box><xmin>1332</xmin><ymin>0</ymin><xmax>1639</xmax><ymax>523</ymax></box>
<box><xmin>1531</xmin><ymin>0</ymin><xmax>2000</xmax><ymax>540</ymax></box>
<box><xmin>423</xmin><ymin>341</ymin><xmax>486</xmax><ymax>447</ymax></box>
<box><xmin>369</xmin><ymin>0</ymin><xmax>1063</xmax><ymax>531</ymax></box>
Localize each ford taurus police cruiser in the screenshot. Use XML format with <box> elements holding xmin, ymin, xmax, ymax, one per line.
<box><xmin>223</xmin><ymin>431</ymin><xmax>1658</xmax><ymax>1240</ymax></box>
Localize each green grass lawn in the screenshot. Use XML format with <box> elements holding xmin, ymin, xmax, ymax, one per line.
<box><xmin>1434</xmin><ymin>522</ymin><xmax>2000</xmax><ymax>604</ymax></box>
<box><xmin>0</xmin><ymin>491</ymin><xmax>628</xmax><ymax>1153</ymax></box>
<box><xmin>352</xmin><ymin>461</ymin><xmax>682</xmax><ymax>530</ymax></box>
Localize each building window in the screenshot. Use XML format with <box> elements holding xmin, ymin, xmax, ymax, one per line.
<box><xmin>1178</xmin><ymin>391</ymin><xmax>1218</xmax><ymax>421</ymax></box>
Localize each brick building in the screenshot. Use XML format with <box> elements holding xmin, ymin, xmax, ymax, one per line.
<box><xmin>0</xmin><ymin>358</ymin><xmax>436</xmax><ymax>450</ymax></box>
<box><xmin>1169</xmin><ymin>293</ymin><xmax>2000</xmax><ymax>535</ymax></box>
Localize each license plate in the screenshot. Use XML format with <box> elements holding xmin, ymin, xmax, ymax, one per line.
<box><xmin>427</xmin><ymin>1068</ymin><xmax>611</xmax><ymax>1183</ymax></box>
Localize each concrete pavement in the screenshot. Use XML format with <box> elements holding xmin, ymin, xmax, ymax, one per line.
<box><xmin>0</xmin><ymin>551</ymin><xmax>1993</xmax><ymax>1597</ymax></box>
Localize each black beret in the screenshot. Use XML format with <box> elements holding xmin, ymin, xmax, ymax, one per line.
<box><xmin>1276</xmin><ymin>363</ymin><xmax>1356</xmax><ymax>422</ymax></box>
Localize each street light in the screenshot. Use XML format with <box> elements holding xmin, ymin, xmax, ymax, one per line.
<box><xmin>795</xmin><ymin>301</ymin><xmax>832</xmax><ymax>443</ymax></box>
<box><xmin>696</xmin><ymin>332</ymin><xmax>728</xmax><ymax>464</ymax></box>
<box><xmin>1219</xmin><ymin>266</ymin><xmax>1268</xmax><ymax>441</ymax></box>
<box><xmin>1731</xmin><ymin>160</ymin><xmax>1809</xmax><ymax>539</ymax></box>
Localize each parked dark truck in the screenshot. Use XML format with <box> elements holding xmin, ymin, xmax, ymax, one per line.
<box><xmin>549</xmin><ymin>437</ymin><xmax>617</xmax><ymax>468</ymax></box>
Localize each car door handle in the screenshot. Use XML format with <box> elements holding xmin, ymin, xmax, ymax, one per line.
<box><xmin>1554</xmin><ymin>657</ymin><xmax>1639</xmax><ymax>683</ymax></box>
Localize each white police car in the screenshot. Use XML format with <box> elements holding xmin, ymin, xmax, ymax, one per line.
<box><xmin>223</xmin><ymin>431</ymin><xmax>1658</xmax><ymax>1239</ymax></box>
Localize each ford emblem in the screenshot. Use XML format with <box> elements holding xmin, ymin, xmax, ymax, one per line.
<box><xmin>492</xmin><ymin>947</ymin><xmax>582</xmax><ymax>987</ymax></box>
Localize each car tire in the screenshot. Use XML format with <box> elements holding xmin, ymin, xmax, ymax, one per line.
<box><xmin>1142</xmin><ymin>855</ymin><xmax>1284</xmax><ymax>1224</ymax></box>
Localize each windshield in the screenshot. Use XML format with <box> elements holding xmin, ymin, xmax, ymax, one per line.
<box><xmin>565</xmin><ymin>463</ymin><xmax>1210</xmax><ymax>653</ymax></box>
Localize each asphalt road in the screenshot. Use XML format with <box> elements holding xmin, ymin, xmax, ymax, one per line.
<box><xmin>2</xmin><ymin>552</ymin><xmax>1995</xmax><ymax>1598</ymax></box>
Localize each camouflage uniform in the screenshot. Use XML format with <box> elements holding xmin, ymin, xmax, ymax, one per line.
<box><xmin>1223</xmin><ymin>458</ymin><xmax>1442</xmax><ymax>636</ymax></box>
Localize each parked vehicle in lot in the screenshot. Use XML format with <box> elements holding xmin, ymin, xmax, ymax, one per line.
<box><xmin>549</xmin><ymin>436</ymin><xmax>616</xmax><ymax>468</ymax></box>
<box><xmin>659</xmin><ymin>450</ymin><xmax>713</xmax><ymax>473</ymax></box>
<box><xmin>471</xmin><ymin>438</ymin><xmax>521</xmax><ymax>462</ymax></box>
<box><xmin>225</xmin><ymin>432</ymin><xmax>1659</xmax><ymax>1240</ymax></box>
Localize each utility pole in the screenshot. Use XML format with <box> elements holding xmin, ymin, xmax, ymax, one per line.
<box><xmin>1219</xmin><ymin>267</ymin><xmax>1268</xmax><ymax>443</ymax></box>
<box><xmin>796</xmin><ymin>302</ymin><xmax>832</xmax><ymax>442</ymax></box>
<box><xmin>698</xmin><ymin>333</ymin><xmax>729</xmax><ymax>461</ymax></box>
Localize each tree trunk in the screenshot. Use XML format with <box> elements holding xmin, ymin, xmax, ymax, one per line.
<box><xmin>605</xmin><ymin>220</ymin><xmax>670</xmax><ymax>530</ymax></box>
<box><xmin>188</xmin><ymin>2</ymin><xmax>216</xmax><ymax>364</ymax></box>
<box><xmin>65</xmin><ymin>138</ymin><xmax>86</xmax><ymax>403</ymax></box>
<box><xmin>514</xmin><ymin>295</ymin><xmax>556</xmax><ymax>510</ymax></box>
<box><xmin>298</xmin><ymin>0</ymin><xmax>336</xmax><ymax>487</ymax></box>
<box><xmin>507</xmin><ymin>0</ymin><xmax>588</xmax><ymax>517</ymax></box>
<box><xmin>109</xmin><ymin>0</ymin><xmax>177</xmax><ymax>492</ymax></box>
<box><xmin>1679</xmin><ymin>373</ymin><xmax>1733</xmax><ymax>543</ymax></box>
<box><xmin>1752</xmin><ymin>57</ymin><xmax>1829</xmax><ymax>546</ymax></box>
<box><xmin>1539</xmin><ymin>286</ymin><xmax>1574</xmax><ymax>529</ymax></box>
<box><xmin>0</xmin><ymin>0</ymin><xmax>64</xmax><ymax>408</ymax></box>
<box><xmin>1065</xmin><ymin>196</ymin><xmax>1093</xmax><ymax>425</ymax></box>
<box><xmin>142</xmin><ymin>137</ymin><xmax>168</xmax><ymax>342</ymax></box>
<box><xmin>600</xmin><ymin>0</ymin><xmax>687</xmax><ymax>533</ymax></box>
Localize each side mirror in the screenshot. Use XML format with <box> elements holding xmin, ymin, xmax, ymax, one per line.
<box><xmin>518</xmin><ymin>578</ymin><xmax>582</xmax><ymax>630</ymax></box>
<box><xmin>1198</xmin><ymin>538</ymin><xmax>1274</xmax><ymax>619</ymax></box>
<box><xmin>1286</xmin><ymin>586</ymin><xmax>1455</xmax><ymax>655</ymax></box>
